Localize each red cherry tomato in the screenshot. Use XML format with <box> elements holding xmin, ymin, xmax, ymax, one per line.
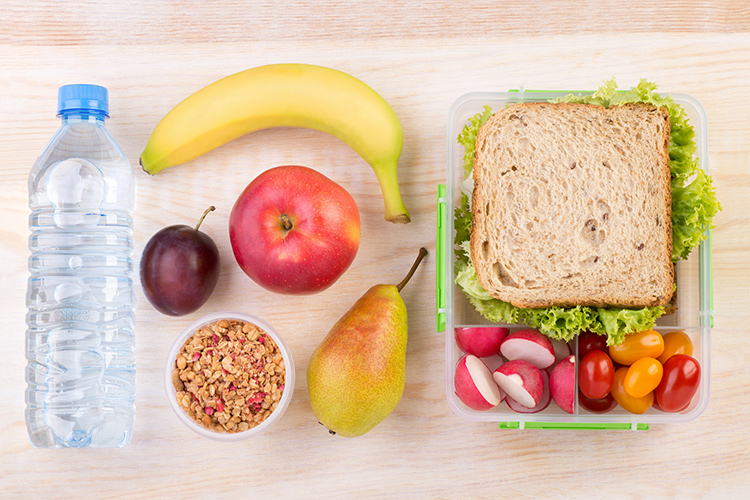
<box><xmin>654</xmin><ymin>354</ymin><xmax>701</xmax><ymax>412</ymax></box>
<box><xmin>578</xmin><ymin>350</ymin><xmax>614</xmax><ymax>400</ymax></box>
<box><xmin>651</xmin><ymin>398</ymin><xmax>669</xmax><ymax>412</ymax></box>
<box><xmin>577</xmin><ymin>331</ymin><xmax>608</xmax><ymax>359</ymax></box>
<box><xmin>578</xmin><ymin>391</ymin><xmax>617</xmax><ymax>413</ymax></box>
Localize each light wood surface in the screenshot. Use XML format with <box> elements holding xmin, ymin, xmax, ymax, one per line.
<box><xmin>1</xmin><ymin>1</ymin><xmax>749</xmax><ymax>498</ymax></box>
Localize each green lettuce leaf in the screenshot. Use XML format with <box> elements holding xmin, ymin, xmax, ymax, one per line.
<box><xmin>453</xmin><ymin>241</ymin><xmax>663</xmax><ymax>345</ymax></box>
<box><xmin>457</xmin><ymin>105</ymin><xmax>492</xmax><ymax>176</ymax></box>
<box><xmin>453</xmin><ymin>79</ymin><xmax>719</xmax><ymax>345</ymax></box>
<box><xmin>672</xmin><ymin>168</ymin><xmax>720</xmax><ymax>260</ymax></box>
<box><xmin>454</xmin><ymin>193</ymin><xmax>472</xmax><ymax>268</ymax></box>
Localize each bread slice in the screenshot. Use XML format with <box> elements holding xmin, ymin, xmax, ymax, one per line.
<box><xmin>470</xmin><ymin>102</ymin><xmax>674</xmax><ymax>309</ymax></box>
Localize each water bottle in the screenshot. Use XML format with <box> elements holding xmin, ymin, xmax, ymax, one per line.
<box><xmin>25</xmin><ymin>85</ymin><xmax>136</xmax><ymax>448</ymax></box>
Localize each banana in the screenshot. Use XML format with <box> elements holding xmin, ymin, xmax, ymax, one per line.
<box><xmin>140</xmin><ymin>63</ymin><xmax>410</xmax><ymax>223</ymax></box>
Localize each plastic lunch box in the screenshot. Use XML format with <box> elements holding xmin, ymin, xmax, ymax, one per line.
<box><xmin>436</xmin><ymin>89</ymin><xmax>713</xmax><ymax>429</ymax></box>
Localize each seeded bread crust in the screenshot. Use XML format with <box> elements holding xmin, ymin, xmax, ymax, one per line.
<box><xmin>470</xmin><ymin>101</ymin><xmax>674</xmax><ymax>309</ymax></box>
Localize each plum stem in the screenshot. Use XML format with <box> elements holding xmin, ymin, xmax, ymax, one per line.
<box><xmin>195</xmin><ymin>206</ymin><xmax>216</xmax><ymax>231</ymax></box>
<box><xmin>396</xmin><ymin>247</ymin><xmax>428</xmax><ymax>292</ymax></box>
<box><xmin>280</xmin><ymin>214</ymin><xmax>293</xmax><ymax>231</ymax></box>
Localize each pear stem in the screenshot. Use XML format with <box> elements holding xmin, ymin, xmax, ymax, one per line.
<box><xmin>195</xmin><ymin>206</ymin><xmax>216</xmax><ymax>231</ymax></box>
<box><xmin>396</xmin><ymin>247</ymin><xmax>428</xmax><ymax>292</ymax></box>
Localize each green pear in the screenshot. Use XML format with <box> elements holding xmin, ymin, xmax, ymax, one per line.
<box><xmin>307</xmin><ymin>247</ymin><xmax>428</xmax><ymax>437</ymax></box>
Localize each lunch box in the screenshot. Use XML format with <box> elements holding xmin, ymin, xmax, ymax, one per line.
<box><xmin>436</xmin><ymin>89</ymin><xmax>712</xmax><ymax>429</ymax></box>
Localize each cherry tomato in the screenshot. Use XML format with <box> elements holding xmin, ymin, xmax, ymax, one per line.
<box><xmin>611</xmin><ymin>367</ymin><xmax>653</xmax><ymax>414</ymax></box>
<box><xmin>578</xmin><ymin>350</ymin><xmax>614</xmax><ymax>399</ymax></box>
<box><xmin>624</xmin><ymin>357</ymin><xmax>663</xmax><ymax>398</ymax></box>
<box><xmin>655</xmin><ymin>354</ymin><xmax>701</xmax><ymax>412</ymax></box>
<box><xmin>578</xmin><ymin>391</ymin><xmax>617</xmax><ymax>413</ymax></box>
<box><xmin>577</xmin><ymin>331</ymin><xmax>608</xmax><ymax>359</ymax></box>
<box><xmin>651</xmin><ymin>398</ymin><xmax>668</xmax><ymax>412</ymax></box>
<box><xmin>657</xmin><ymin>331</ymin><xmax>693</xmax><ymax>364</ymax></box>
<box><xmin>609</xmin><ymin>330</ymin><xmax>664</xmax><ymax>365</ymax></box>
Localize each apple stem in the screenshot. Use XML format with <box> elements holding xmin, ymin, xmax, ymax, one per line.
<box><xmin>396</xmin><ymin>247</ymin><xmax>428</xmax><ymax>292</ymax></box>
<box><xmin>195</xmin><ymin>206</ymin><xmax>216</xmax><ymax>232</ymax></box>
<box><xmin>280</xmin><ymin>214</ymin><xmax>293</xmax><ymax>231</ymax></box>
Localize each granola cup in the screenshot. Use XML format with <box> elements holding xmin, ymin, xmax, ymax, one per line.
<box><xmin>165</xmin><ymin>312</ymin><xmax>295</xmax><ymax>440</ymax></box>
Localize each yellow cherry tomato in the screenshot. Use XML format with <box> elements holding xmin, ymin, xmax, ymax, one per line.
<box><xmin>624</xmin><ymin>357</ymin><xmax>663</xmax><ymax>398</ymax></box>
<box><xmin>657</xmin><ymin>330</ymin><xmax>693</xmax><ymax>364</ymax></box>
<box><xmin>611</xmin><ymin>367</ymin><xmax>653</xmax><ymax>414</ymax></box>
<box><xmin>609</xmin><ymin>330</ymin><xmax>664</xmax><ymax>365</ymax></box>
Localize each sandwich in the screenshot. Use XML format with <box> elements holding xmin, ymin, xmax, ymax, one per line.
<box><xmin>454</xmin><ymin>79</ymin><xmax>720</xmax><ymax>345</ymax></box>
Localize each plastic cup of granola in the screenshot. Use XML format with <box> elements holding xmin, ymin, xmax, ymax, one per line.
<box><xmin>165</xmin><ymin>311</ymin><xmax>295</xmax><ymax>440</ymax></box>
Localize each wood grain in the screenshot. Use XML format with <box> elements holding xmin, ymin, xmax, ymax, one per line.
<box><xmin>1</xmin><ymin>0</ymin><xmax>750</xmax><ymax>44</ymax></box>
<box><xmin>1</xmin><ymin>1</ymin><xmax>750</xmax><ymax>499</ymax></box>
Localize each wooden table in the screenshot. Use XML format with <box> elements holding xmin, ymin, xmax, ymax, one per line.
<box><xmin>1</xmin><ymin>1</ymin><xmax>749</xmax><ymax>498</ymax></box>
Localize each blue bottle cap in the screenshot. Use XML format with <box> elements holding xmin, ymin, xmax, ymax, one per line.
<box><xmin>57</xmin><ymin>84</ymin><xmax>109</xmax><ymax>117</ymax></box>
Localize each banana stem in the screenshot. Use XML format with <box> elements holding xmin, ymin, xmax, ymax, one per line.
<box><xmin>373</xmin><ymin>161</ymin><xmax>410</xmax><ymax>224</ymax></box>
<box><xmin>396</xmin><ymin>247</ymin><xmax>428</xmax><ymax>292</ymax></box>
<box><xmin>195</xmin><ymin>206</ymin><xmax>216</xmax><ymax>231</ymax></box>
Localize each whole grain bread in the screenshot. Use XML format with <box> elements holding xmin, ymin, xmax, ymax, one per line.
<box><xmin>470</xmin><ymin>101</ymin><xmax>674</xmax><ymax>308</ymax></box>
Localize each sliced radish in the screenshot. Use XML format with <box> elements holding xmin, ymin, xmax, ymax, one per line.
<box><xmin>492</xmin><ymin>359</ymin><xmax>544</xmax><ymax>409</ymax></box>
<box><xmin>507</xmin><ymin>370</ymin><xmax>551</xmax><ymax>414</ymax></box>
<box><xmin>549</xmin><ymin>337</ymin><xmax>572</xmax><ymax>363</ymax></box>
<box><xmin>550</xmin><ymin>355</ymin><xmax>576</xmax><ymax>414</ymax></box>
<box><xmin>454</xmin><ymin>355</ymin><xmax>504</xmax><ymax>411</ymax></box>
<box><xmin>500</xmin><ymin>329</ymin><xmax>555</xmax><ymax>369</ymax></box>
<box><xmin>454</xmin><ymin>327</ymin><xmax>509</xmax><ymax>358</ymax></box>
<box><xmin>483</xmin><ymin>354</ymin><xmax>505</xmax><ymax>373</ymax></box>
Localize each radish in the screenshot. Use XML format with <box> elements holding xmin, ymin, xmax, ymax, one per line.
<box><xmin>500</xmin><ymin>329</ymin><xmax>555</xmax><ymax>369</ymax></box>
<box><xmin>492</xmin><ymin>360</ymin><xmax>544</xmax><ymax>409</ymax></box>
<box><xmin>549</xmin><ymin>337</ymin><xmax>572</xmax><ymax>363</ymax></box>
<box><xmin>507</xmin><ymin>370</ymin><xmax>551</xmax><ymax>414</ymax></box>
<box><xmin>482</xmin><ymin>354</ymin><xmax>505</xmax><ymax>373</ymax></box>
<box><xmin>550</xmin><ymin>355</ymin><xmax>576</xmax><ymax>414</ymax></box>
<box><xmin>454</xmin><ymin>327</ymin><xmax>508</xmax><ymax>358</ymax></box>
<box><xmin>454</xmin><ymin>355</ymin><xmax>504</xmax><ymax>411</ymax></box>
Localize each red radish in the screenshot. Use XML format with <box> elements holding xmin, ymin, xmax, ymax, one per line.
<box><xmin>492</xmin><ymin>360</ymin><xmax>544</xmax><ymax>409</ymax></box>
<box><xmin>549</xmin><ymin>337</ymin><xmax>572</xmax><ymax>363</ymax></box>
<box><xmin>482</xmin><ymin>354</ymin><xmax>505</xmax><ymax>373</ymax></box>
<box><xmin>454</xmin><ymin>355</ymin><xmax>504</xmax><ymax>411</ymax></box>
<box><xmin>507</xmin><ymin>370</ymin><xmax>551</xmax><ymax>414</ymax></box>
<box><xmin>550</xmin><ymin>355</ymin><xmax>576</xmax><ymax>414</ymax></box>
<box><xmin>500</xmin><ymin>329</ymin><xmax>555</xmax><ymax>369</ymax></box>
<box><xmin>454</xmin><ymin>327</ymin><xmax>508</xmax><ymax>358</ymax></box>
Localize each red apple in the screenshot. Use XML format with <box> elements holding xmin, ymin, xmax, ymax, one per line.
<box><xmin>229</xmin><ymin>165</ymin><xmax>360</xmax><ymax>294</ymax></box>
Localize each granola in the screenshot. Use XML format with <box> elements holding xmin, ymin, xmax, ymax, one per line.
<box><xmin>173</xmin><ymin>318</ymin><xmax>286</xmax><ymax>433</ymax></box>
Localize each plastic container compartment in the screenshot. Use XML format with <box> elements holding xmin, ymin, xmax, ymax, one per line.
<box><xmin>437</xmin><ymin>90</ymin><xmax>712</xmax><ymax>429</ymax></box>
<box><xmin>165</xmin><ymin>312</ymin><xmax>295</xmax><ymax>440</ymax></box>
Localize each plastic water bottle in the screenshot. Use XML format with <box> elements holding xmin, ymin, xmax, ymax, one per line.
<box><xmin>25</xmin><ymin>85</ymin><xmax>136</xmax><ymax>448</ymax></box>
